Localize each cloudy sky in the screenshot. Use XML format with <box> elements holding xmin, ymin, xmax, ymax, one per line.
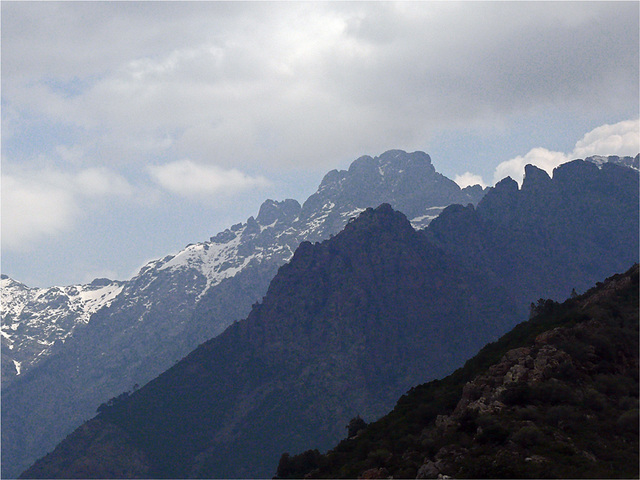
<box><xmin>2</xmin><ymin>1</ymin><xmax>639</xmax><ymax>288</ymax></box>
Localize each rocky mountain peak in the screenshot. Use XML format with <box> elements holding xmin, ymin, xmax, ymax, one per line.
<box><xmin>521</xmin><ymin>164</ymin><xmax>551</xmax><ymax>192</ymax></box>
<box><xmin>377</xmin><ymin>149</ymin><xmax>435</xmax><ymax>174</ymax></box>
<box><xmin>347</xmin><ymin>154</ymin><xmax>376</xmax><ymax>175</ymax></box>
<box><xmin>585</xmin><ymin>154</ymin><xmax>639</xmax><ymax>171</ymax></box>
<box><xmin>345</xmin><ymin>150</ymin><xmax>435</xmax><ymax>179</ymax></box>
<box><xmin>493</xmin><ymin>176</ymin><xmax>519</xmax><ymax>193</ymax></box>
<box><xmin>552</xmin><ymin>159</ymin><xmax>600</xmax><ymax>186</ymax></box>
<box><xmin>89</xmin><ymin>278</ymin><xmax>116</xmax><ymax>287</ymax></box>
<box><xmin>341</xmin><ymin>203</ymin><xmax>415</xmax><ymax>238</ymax></box>
<box><xmin>305</xmin><ymin>150</ymin><xmax>473</xmax><ymax>222</ymax></box>
<box><xmin>256</xmin><ymin>199</ymin><xmax>301</xmax><ymax>226</ymax></box>
<box><xmin>475</xmin><ymin>176</ymin><xmax>519</xmax><ymax>223</ymax></box>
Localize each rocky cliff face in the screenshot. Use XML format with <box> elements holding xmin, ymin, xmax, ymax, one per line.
<box><xmin>278</xmin><ymin>265</ymin><xmax>639</xmax><ymax>479</ymax></box>
<box><xmin>2</xmin><ymin>150</ymin><xmax>485</xmax><ymax>479</ymax></box>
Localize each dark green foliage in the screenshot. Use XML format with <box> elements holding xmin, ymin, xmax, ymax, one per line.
<box><xmin>512</xmin><ymin>425</ymin><xmax>545</xmax><ymax>447</ymax></box>
<box><xmin>501</xmin><ymin>382</ymin><xmax>532</xmax><ymax>406</ymax></box>
<box><xmin>282</xmin><ymin>265</ymin><xmax>639</xmax><ymax>479</ymax></box>
<box><xmin>346</xmin><ymin>416</ymin><xmax>367</xmax><ymax>438</ymax></box>
<box><xmin>616</xmin><ymin>410</ymin><xmax>639</xmax><ymax>435</ymax></box>
<box><xmin>475</xmin><ymin>416</ymin><xmax>510</xmax><ymax>445</ymax></box>
<box><xmin>276</xmin><ymin>450</ymin><xmax>322</xmax><ymax>479</ymax></box>
<box><xmin>531</xmin><ymin>380</ymin><xmax>579</xmax><ymax>405</ymax></box>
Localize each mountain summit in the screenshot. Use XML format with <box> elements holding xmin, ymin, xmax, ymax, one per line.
<box><xmin>308</xmin><ymin>150</ymin><xmax>480</xmax><ymax>222</ymax></box>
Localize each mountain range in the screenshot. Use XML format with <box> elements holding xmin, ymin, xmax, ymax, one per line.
<box><xmin>16</xmin><ymin>155</ymin><xmax>639</xmax><ymax>478</ymax></box>
<box><xmin>1</xmin><ymin>150</ymin><xmax>485</xmax><ymax>478</ymax></box>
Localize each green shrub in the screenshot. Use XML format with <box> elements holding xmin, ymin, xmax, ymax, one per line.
<box><xmin>367</xmin><ymin>448</ymin><xmax>392</xmax><ymax>467</ymax></box>
<box><xmin>546</xmin><ymin>405</ymin><xmax>579</xmax><ymax>427</ymax></box>
<box><xmin>515</xmin><ymin>405</ymin><xmax>542</xmax><ymax>421</ymax></box>
<box><xmin>476</xmin><ymin>422</ymin><xmax>510</xmax><ymax>444</ymax></box>
<box><xmin>532</xmin><ymin>380</ymin><xmax>577</xmax><ymax>405</ymax></box>
<box><xmin>276</xmin><ymin>450</ymin><xmax>322</xmax><ymax>479</ymax></box>
<box><xmin>616</xmin><ymin>409</ymin><xmax>639</xmax><ymax>435</ymax></box>
<box><xmin>501</xmin><ymin>382</ymin><xmax>532</xmax><ymax>406</ymax></box>
<box><xmin>594</xmin><ymin>374</ymin><xmax>636</xmax><ymax>397</ymax></box>
<box><xmin>583</xmin><ymin>388</ymin><xmax>607</xmax><ymax>411</ymax></box>
<box><xmin>512</xmin><ymin>425</ymin><xmax>545</xmax><ymax>447</ymax></box>
<box><xmin>458</xmin><ymin>409</ymin><xmax>479</xmax><ymax>434</ymax></box>
<box><xmin>618</xmin><ymin>396</ymin><xmax>639</xmax><ymax>411</ymax></box>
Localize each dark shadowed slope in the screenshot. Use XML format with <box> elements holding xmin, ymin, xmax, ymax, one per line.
<box><xmin>279</xmin><ymin>265</ymin><xmax>638</xmax><ymax>479</ymax></box>
<box><xmin>425</xmin><ymin>160</ymin><xmax>639</xmax><ymax>312</ymax></box>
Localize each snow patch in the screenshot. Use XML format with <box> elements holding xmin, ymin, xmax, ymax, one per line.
<box><xmin>157</xmin><ymin>228</ymin><xmax>254</xmax><ymax>293</ymax></box>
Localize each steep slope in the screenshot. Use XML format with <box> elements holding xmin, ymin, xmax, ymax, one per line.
<box><xmin>1</xmin><ymin>276</ymin><xmax>123</xmax><ymax>386</ymax></box>
<box><xmin>21</xmin><ymin>204</ymin><xmax>519</xmax><ymax>479</ymax></box>
<box><xmin>279</xmin><ymin>265</ymin><xmax>639</xmax><ymax>479</ymax></box>
<box><xmin>1</xmin><ymin>150</ymin><xmax>485</xmax><ymax>479</ymax></box>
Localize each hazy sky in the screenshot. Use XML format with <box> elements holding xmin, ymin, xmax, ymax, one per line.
<box><xmin>2</xmin><ymin>1</ymin><xmax>639</xmax><ymax>288</ymax></box>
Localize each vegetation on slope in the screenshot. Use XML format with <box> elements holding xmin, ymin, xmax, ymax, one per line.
<box><xmin>278</xmin><ymin>264</ymin><xmax>639</xmax><ymax>479</ymax></box>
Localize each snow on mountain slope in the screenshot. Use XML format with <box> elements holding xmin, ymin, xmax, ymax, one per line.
<box><xmin>1</xmin><ymin>275</ymin><xmax>123</xmax><ymax>384</ymax></box>
<box><xmin>585</xmin><ymin>154</ymin><xmax>639</xmax><ymax>171</ymax></box>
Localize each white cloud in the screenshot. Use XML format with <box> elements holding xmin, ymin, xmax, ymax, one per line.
<box><xmin>573</xmin><ymin>119</ymin><xmax>640</xmax><ymax>158</ymax></box>
<box><xmin>2</xmin><ymin>174</ymin><xmax>78</xmax><ymax>251</ymax></box>
<box><xmin>74</xmin><ymin>168</ymin><xmax>134</xmax><ymax>197</ymax></box>
<box><xmin>491</xmin><ymin>119</ymin><xmax>640</xmax><ymax>185</ymax></box>
<box><xmin>1</xmin><ymin>167</ymin><xmax>134</xmax><ymax>251</ymax></box>
<box><xmin>148</xmin><ymin>160</ymin><xmax>271</xmax><ymax>198</ymax></box>
<box><xmin>492</xmin><ymin>148</ymin><xmax>569</xmax><ymax>185</ymax></box>
<box><xmin>2</xmin><ymin>1</ymin><xmax>639</xmax><ymax>287</ymax></box>
<box><xmin>454</xmin><ymin>172</ymin><xmax>487</xmax><ymax>189</ymax></box>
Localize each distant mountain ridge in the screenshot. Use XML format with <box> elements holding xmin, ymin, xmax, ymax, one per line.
<box><xmin>585</xmin><ymin>153</ymin><xmax>639</xmax><ymax>170</ymax></box>
<box><xmin>18</xmin><ymin>157</ymin><xmax>639</xmax><ymax>479</ymax></box>
<box><xmin>1</xmin><ymin>150</ymin><xmax>485</xmax><ymax>479</ymax></box>
<box><xmin>427</xmin><ymin>159</ymin><xmax>639</xmax><ymax>310</ymax></box>
<box><xmin>3</xmin><ymin>153</ymin><xmax>634</xmax><ymax>389</ymax></box>
<box><xmin>1</xmin><ymin>275</ymin><xmax>123</xmax><ymax>386</ymax></box>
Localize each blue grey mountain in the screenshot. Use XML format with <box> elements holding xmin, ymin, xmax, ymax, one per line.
<box><xmin>16</xmin><ymin>155</ymin><xmax>640</xmax><ymax>479</ymax></box>
<box><xmin>1</xmin><ymin>150</ymin><xmax>484</xmax><ymax>479</ymax></box>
